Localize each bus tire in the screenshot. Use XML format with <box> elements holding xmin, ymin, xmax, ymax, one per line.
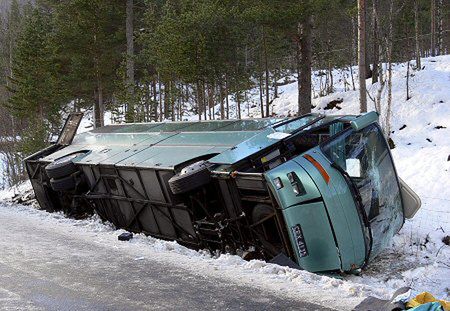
<box><xmin>45</xmin><ymin>152</ymin><xmax>85</xmax><ymax>179</ymax></box>
<box><xmin>168</xmin><ymin>161</ymin><xmax>211</xmax><ymax>195</ymax></box>
<box><xmin>50</xmin><ymin>175</ymin><xmax>77</xmax><ymax>192</ymax></box>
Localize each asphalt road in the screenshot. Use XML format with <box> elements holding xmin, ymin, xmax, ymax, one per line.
<box><xmin>0</xmin><ymin>204</ymin><xmax>335</xmax><ymax>311</ymax></box>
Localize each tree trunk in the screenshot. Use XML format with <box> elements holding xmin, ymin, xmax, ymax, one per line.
<box><xmin>364</xmin><ymin>1</ymin><xmax>372</xmax><ymax>79</ymax></box>
<box><xmin>430</xmin><ymin>0</ymin><xmax>436</xmax><ymax>56</ymax></box>
<box><xmin>436</xmin><ymin>0</ymin><xmax>443</xmax><ymax>55</ymax></box>
<box><xmin>406</xmin><ymin>61</ymin><xmax>411</xmax><ymax>100</ymax></box>
<box><xmin>328</xmin><ymin>57</ymin><xmax>333</xmax><ymax>94</ymax></box>
<box><xmin>125</xmin><ymin>0</ymin><xmax>135</xmax><ymax>122</ymax></box>
<box><xmin>158</xmin><ymin>75</ymin><xmax>163</xmax><ymax>121</ymax></box>
<box><xmin>152</xmin><ymin>79</ymin><xmax>157</xmax><ymax>121</ymax></box>
<box><xmin>208</xmin><ymin>83</ymin><xmax>214</xmax><ymax>120</ymax></box>
<box><xmin>236</xmin><ymin>92</ymin><xmax>241</xmax><ymax>119</ymax></box>
<box><xmin>372</xmin><ymin>0</ymin><xmax>379</xmax><ymax>83</ymax></box>
<box><xmin>170</xmin><ymin>81</ymin><xmax>175</xmax><ymax>121</ymax></box>
<box><xmin>263</xmin><ymin>28</ymin><xmax>270</xmax><ymax>118</ymax></box>
<box><xmin>259</xmin><ymin>73</ymin><xmax>264</xmax><ymax>118</ymax></box>
<box><xmin>358</xmin><ymin>0</ymin><xmax>368</xmax><ymax>113</ymax></box>
<box><xmin>225</xmin><ymin>76</ymin><xmax>229</xmax><ymax>119</ymax></box>
<box><xmin>203</xmin><ymin>81</ymin><xmax>207</xmax><ymax>120</ymax></box>
<box><xmin>385</xmin><ymin>0</ymin><xmax>394</xmax><ymax>137</ymax></box>
<box><xmin>351</xmin><ymin>16</ymin><xmax>357</xmax><ymax>90</ymax></box>
<box><xmin>350</xmin><ymin>65</ymin><xmax>356</xmax><ymax>91</ymax></box>
<box><xmin>196</xmin><ymin>80</ymin><xmax>202</xmax><ymax>121</ymax></box>
<box><xmin>219</xmin><ymin>80</ymin><xmax>225</xmax><ymax>120</ymax></box>
<box><xmin>297</xmin><ymin>19</ymin><xmax>312</xmax><ymax>116</ymax></box>
<box><xmin>164</xmin><ymin>80</ymin><xmax>170</xmax><ymax>120</ymax></box>
<box><xmin>94</xmin><ymin>80</ymin><xmax>104</xmax><ymax>128</ymax></box>
<box><xmin>414</xmin><ymin>0</ymin><xmax>422</xmax><ymax>69</ymax></box>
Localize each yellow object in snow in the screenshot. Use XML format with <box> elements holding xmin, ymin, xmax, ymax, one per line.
<box><xmin>407</xmin><ymin>292</ymin><xmax>450</xmax><ymax>311</ymax></box>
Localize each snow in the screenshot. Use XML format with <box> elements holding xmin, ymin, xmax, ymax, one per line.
<box><xmin>0</xmin><ymin>201</ymin><xmax>384</xmax><ymax>310</ymax></box>
<box><xmin>75</xmin><ymin>109</ymin><xmax>113</xmax><ymax>134</ymax></box>
<box><xmin>0</xmin><ymin>55</ymin><xmax>449</xmax><ymax>307</ymax></box>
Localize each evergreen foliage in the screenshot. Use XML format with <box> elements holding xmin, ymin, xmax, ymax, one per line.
<box><xmin>0</xmin><ymin>0</ymin><xmax>449</xmax><ymax>156</ymax></box>
<box><xmin>7</xmin><ymin>7</ymin><xmax>66</xmax><ymax>154</ymax></box>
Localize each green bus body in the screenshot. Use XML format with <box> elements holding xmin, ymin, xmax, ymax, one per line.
<box><xmin>25</xmin><ymin>112</ymin><xmax>414</xmax><ymax>273</ymax></box>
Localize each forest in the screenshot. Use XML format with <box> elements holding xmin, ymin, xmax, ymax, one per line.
<box><xmin>0</xmin><ymin>0</ymin><xmax>448</xmax><ymax>187</ymax></box>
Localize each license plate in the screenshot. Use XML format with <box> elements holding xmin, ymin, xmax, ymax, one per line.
<box><xmin>291</xmin><ymin>224</ymin><xmax>308</xmax><ymax>258</ymax></box>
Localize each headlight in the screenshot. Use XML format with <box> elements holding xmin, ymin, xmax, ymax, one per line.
<box><xmin>273</xmin><ymin>177</ymin><xmax>283</xmax><ymax>190</ymax></box>
<box><xmin>287</xmin><ymin>172</ymin><xmax>306</xmax><ymax>196</ymax></box>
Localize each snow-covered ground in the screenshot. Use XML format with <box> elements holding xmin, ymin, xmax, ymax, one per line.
<box><xmin>0</xmin><ymin>198</ymin><xmax>379</xmax><ymax>310</ymax></box>
<box><xmin>0</xmin><ymin>55</ymin><xmax>449</xmax><ymax>307</ymax></box>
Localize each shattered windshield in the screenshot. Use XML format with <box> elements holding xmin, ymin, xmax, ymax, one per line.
<box><xmin>322</xmin><ymin>124</ymin><xmax>404</xmax><ymax>257</ymax></box>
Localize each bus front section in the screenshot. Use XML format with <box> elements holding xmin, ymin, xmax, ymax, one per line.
<box><xmin>266</xmin><ymin>120</ymin><xmax>405</xmax><ymax>273</ymax></box>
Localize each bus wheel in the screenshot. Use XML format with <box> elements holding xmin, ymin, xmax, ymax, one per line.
<box><xmin>168</xmin><ymin>160</ymin><xmax>211</xmax><ymax>194</ymax></box>
<box><xmin>45</xmin><ymin>152</ymin><xmax>86</xmax><ymax>179</ymax></box>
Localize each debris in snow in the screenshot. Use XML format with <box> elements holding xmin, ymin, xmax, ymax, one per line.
<box><xmin>388</xmin><ymin>138</ymin><xmax>396</xmax><ymax>149</ymax></box>
<box><xmin>443</xmin><ymin>236</ymin><xmax>450</xmax><ymax>246</ymax></box>
<box><xmin>399</xmin><ymin>125</ymin><xmax>407</xmax><ymax>130</ymax></box>
<box><xmin>118</xmin><ymin>232</ymin><xmax>134</xmax><ymax>241</ymax></box>
<box><xmin>11</xmin><ymin>192</ymin><xmax>35</xmax><ymax>205</ymax></box>
<box><xmin>434</xmin><ymin>125</ymin><xmax>446</xmax><ymax>129</ymax></box>
<box><xmin>324</xmin><ymin>98</ymin><xmax>343</xmax><ymax>110</ymax></box>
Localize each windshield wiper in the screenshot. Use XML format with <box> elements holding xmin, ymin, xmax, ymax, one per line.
<box><xmin>330</xmin><ymin>162</ymin><xmax>373</xmax><ymax>267</ymax></box>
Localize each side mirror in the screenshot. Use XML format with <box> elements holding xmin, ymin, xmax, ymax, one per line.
<box><xmin>399</xmin><ymin>178</ymin><xmax>421</xmax><ymax>219</ymax></box>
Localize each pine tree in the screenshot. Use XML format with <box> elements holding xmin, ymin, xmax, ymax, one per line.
<box><xmin>358</xmin><ymin>0</ymin><xmax>368</xmax><ymax>113</ymax></box>
<box><xmin>7</xmin><ymin>8</ymin><xmax>67</xmax><ymax>154</ymax></box>
<box><xmin>52</xmin><ymin>0</ymin><xmax>125</xmax><ymax>128</ymax></box>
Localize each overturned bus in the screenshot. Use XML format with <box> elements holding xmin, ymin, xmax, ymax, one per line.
<box><xmin>25</xmin><ymin>112</ymin><xmax>420</xmax><ymax>273</ymax></box>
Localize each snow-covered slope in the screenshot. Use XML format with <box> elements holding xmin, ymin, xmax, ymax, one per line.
<box><xmin>1</xmin><ymin>56</ymin><xmax>449</xmax><ymax>306</ymax></box>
